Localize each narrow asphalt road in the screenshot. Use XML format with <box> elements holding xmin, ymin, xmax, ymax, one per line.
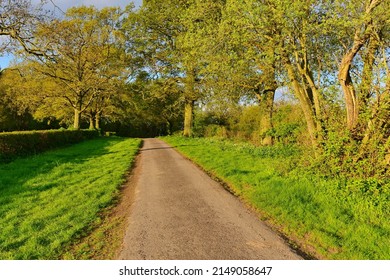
<box><xmin>118</xmin><ymin>138</ymin><xmax>302</xmax><ymax>260</ymax></box>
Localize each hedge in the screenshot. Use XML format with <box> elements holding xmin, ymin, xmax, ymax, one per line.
<box><xmin>0</xmin><ymin>129</ymin><xmax>99</xmax><ymax>162</ymax></box>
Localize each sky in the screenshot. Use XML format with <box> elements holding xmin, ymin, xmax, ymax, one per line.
<box><xmin>42</xmin><ymin>0</ymin><xmax>142</xmax><ymax>11</ymax></box>
<box><xmin>0</xmin><ymin>0</ymin><xmax>142</xmax><ymax>69</ymax></box>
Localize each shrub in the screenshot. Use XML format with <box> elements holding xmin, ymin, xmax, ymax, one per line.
<box><xmin>204</xmin><ymin>124</ymin><xmax>228</xmax><ymax>138</ymax></box>
<box><xmin>0</xmin><ymin>129</ymin><xmax>99</xmax><ymax>162</ymax></box>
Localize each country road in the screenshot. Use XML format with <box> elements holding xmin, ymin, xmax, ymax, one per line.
<box><xmin>118</xmin><ymin>138</ymin><xmax>302</xmax><ymax>260</ymax></box>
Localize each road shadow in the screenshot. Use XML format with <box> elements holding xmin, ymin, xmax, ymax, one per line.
<box><xmin>141</xmin><ymin>147</ymin><xmax>174</xmax><ymax>152</ymax></box>
<box><xmin>141</xmin><ymin>143</ymin><xmax>199</xmax><ymax>152</ymax></box>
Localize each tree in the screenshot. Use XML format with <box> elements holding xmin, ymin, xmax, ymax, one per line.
<box><xmin>131</xmin><ymin>0</ymin><xmax>225</xmax><ymax>137</ymax></box>
<box><xmin>176</xmin><ymin>0</ymin><xmax>226</xmax><ymax>137</ymax></box>
<box><xmin>332</xmin><ymin>0</ymin><xmax>386</xmax><ymax>131</ymax></box>
<box><xmin>315</xmin><ymin>0</ymin><xmax>390</xmax><ymax>172</ymax></box>
<box><xmin>27</xmin><ymin>6</ymin><xmax>129</xmax><ymax>129</ymax></box>
<box><xmin>216</xmin><ymin>0</ymin><xmax>279</xmax><ymax>145</ymax></box>
<box><xmin>270</xmin><ymin>0</ymin><xmax>329</xmax><ymax>150</ymax></box>
<box><xmin>106</xmin><ymin>71</ymin><xmax>183</xmax><ymax>137</ymax></box>
<box><xmin>0</xmin><ymin>67</ymin><xmax>61</xmax><ymax>130</ymax></box>
<box><xmin>328</xmin><ymin>0</ymin><xmax>390</xmax><ymax>153</ymax></box>
<box><xmin>0</xmin><ymin>0</ymin><xmax>47</xmax><ymax>55</ymax></box>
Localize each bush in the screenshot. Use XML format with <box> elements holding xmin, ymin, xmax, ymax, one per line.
<box><xmin>0</xmin><ymin>129</ymin><xmax>99</xmax><ymax>162</ymax></box>
<box><xmin>204</xmin><ymin>124</ymin><xmax>228</xmax><ymax>138</ymax></box>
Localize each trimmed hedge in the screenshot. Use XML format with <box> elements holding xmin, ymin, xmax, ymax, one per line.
<box><xmin>0</xmin><ymin>129</ymin><xmax>99</xmax><ymax>162</ymax></box>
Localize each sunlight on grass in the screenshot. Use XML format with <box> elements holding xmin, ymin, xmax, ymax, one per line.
<box><xmin>163</xmin><ymin>136</ymin><xmax>390</xmax><ymax>260</ymax></box>
<box><xmin>0</xmin><ymin>137</ymin><xmax>141</xmax><ymax>259</ymax></box>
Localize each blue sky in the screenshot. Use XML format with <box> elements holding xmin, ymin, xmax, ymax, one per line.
<box><xmin>0</xmin><ymin>0</ymin><xmax>142</xmax><ymax>69</ymax></box>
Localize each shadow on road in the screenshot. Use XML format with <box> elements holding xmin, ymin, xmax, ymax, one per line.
<box><xmin>141</xmin><ymin>147</ymin><xmax>174</xmax><ymax>152</ymax></box>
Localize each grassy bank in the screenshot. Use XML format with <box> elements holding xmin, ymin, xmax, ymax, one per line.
<box><xmin>0</xmin><ymin>137</ymin><xmax>141</xmax><ymax>259</ymax></box>
<box><xmin>162</xmin><ymin>136</ymin><xmax>390</xmax><ymax>259</ymax></box>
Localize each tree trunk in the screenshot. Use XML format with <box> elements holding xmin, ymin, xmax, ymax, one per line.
<box><xmin>338</xmin><ymin>53</ymin><xmax>359</xmax><ymax>130</ymax></box>
<box><xmin>183</xmin><ymin>67</ymin><xmax>197</xmax><ymax>137</ymax></box>
<box><xmin>283</xmin><ymin>54</ymin><xmax>318</xmax><ymax>150</ymax></box>
<box><xmin>337</xmin><ymin>1</ymin><xmax>381</xmax><ymax>130</ymax></box>
<box><xmin>255</xmin><ymin>52</ymin><xmax>277</xmax><ymax>146</ymax></box>
<box><xmin>261</xmin><ymin>90</ymin><xmax>275</xmax><ymax>146</ymax></box>
<box><xmin>183</xmin><ymin>99</ymin><xmax>194</xmax><ymax>137</ymax></box>
<box><xmin>256</xmin><ymin>89</ymin><xmax>275</xmax><ymax>146</ymax></box>
<box><xmin>296</xmin><ymin>53</ymin><xmax>323</xmax><ymax>134</ymax></box>
<box><xmin>89</xmin><ymin>109</ymin><xmax>95</xmax><ymax>130</ymax></box>
<box><xmin>95</xmin><ymin>113</ymin><xmax>100</xmax><ymax>130</ymax></box>
<box><xmin>74</xmin><ymin>109</ymin><xmax>81</xmax><ymax>130</ymax></box>
<box><xmin>89</xmin><ymin>116</ymin><xmax>95</xmax><ymax>129</ymax></box>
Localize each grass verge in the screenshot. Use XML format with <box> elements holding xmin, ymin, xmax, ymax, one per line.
<box><xmin>162</xmin><ymin>136</ymin><xmax>390</xmax><ymax>260</ymax></box>
<box><xmin>0</xmin><ymin>137</ymin><xmax>141</xmax><ymax>259</ymax></box>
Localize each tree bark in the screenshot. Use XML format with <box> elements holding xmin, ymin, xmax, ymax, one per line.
<box><xmin>255</xmin><ymin>50</ymin><xmax>277</xmax><ymax>146</ymax></box>
<box><xmin>183</xmin><ymin>99</ymin><xmax>194</xmax><ymax>137</ymax></box>
<box><xmin>74</xmin><ymin>109</ymin><xmax>81</xmax><ymax>130</ymax></box>
<box><xmin>89</xmin><ymin>116</ymin><xmax>95</xmax><ymax>129</ymax></box>
<box><xmin>95</xmin><ymin>113</ymin><xmax>100</xmax><ymax>130</ymax></box>
<box><xmin>283</xmin><ymin>54</ymin><xmax>318</xmax><ymax>150</ymax></box>
<box><xmin>338</xmin><ymin>50</ymin><xmax>360</xmax><ymax>130</ymax></box>
<box><xmin>337</xmin><ymin>0</ymin><xmax>382</xmax><ymax>130</ymax></box>
<box><xmin>183</xmin><ymin>67</ymin><xmax>197</xmax><ymax>137</ymax></box>
<box><xmin>295</xmin><ymin>49</ymin><xmax>323</xmax><ymax>134</ymax></box>
<box><xmin>261</xmin><ymin>90</ymin><xmax>275</xmax><ymax>146</ymax></box>
<box><xmin>256</xmin><ymin>89</ymin><xmax>275</xmax><ymax>146</ymax></box>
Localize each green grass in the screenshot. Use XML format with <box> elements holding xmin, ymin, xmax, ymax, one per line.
<box><xmin>162</xmin><ymin>136</ymin><xmax>390</xmax><ymax>260</ymax></box>
<box><xmin>0</xmin><ymin>137</ymin><xmax>141</xmax><ymax>259</ymax></box>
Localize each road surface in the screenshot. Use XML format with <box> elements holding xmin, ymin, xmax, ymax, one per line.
<box><xmin>118</xmin><ymin>138</ymin><xmax>302</xmax><ymax>260</ymax></box>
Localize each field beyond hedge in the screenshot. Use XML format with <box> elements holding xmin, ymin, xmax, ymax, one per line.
<box><xmin>162</xmin><ymin>136</ymin><xmax>390</xmax><ymax>260</ymax></box>
<box><xmin>0</xmin><ymin>137</ymin><xmax>141</xmax><ymax>259</ymax></box>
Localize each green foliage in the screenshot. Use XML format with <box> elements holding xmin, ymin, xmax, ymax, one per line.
<box><xmin>0</xmin><ymin>137</ymin><xmax>141</xmax><ymax>259</ymax></box>
<box><xmin>0</xmin><ymin>70</ymin><xmax>61</xmax><ymax>131</ymax></box>
<box><xmin>203</xmin><ymin>125</ymin><xmax>228</xmax><ymax>138</ymax></box>
<box><xmin>25</xmin><ymin>6</ymin><xmax>132</xmax><ymax>129</ymax></box>
<box><xmin>194</xmin><ymin>101</ymin><xmax>305</xmax><ymax>146</ymax></box>
<box><xmin>0</xmin><ymin>129</ymin><xmax>99</xmax><ymax>162</ymax></box>
<box><xmin>233</xmin><ymin>106</ymin><xmax>262</xmax><ymax>140</ymax></box>
<box><xmin>110</xmin><ymin>76</ymin><xmax>184</xmax><ymax>137</ymax></box>
<box><xmin>163</xmin><ymin>136</ymin><xmax>390</xmax><ymax>259</ymax></box>
<box><xmin>267</xmin><ymin>123</ymin><xmax>302</xmax><ymax>145</ymax></box>
<box><xmin>314</xmin><ymin>127</ymin><xmax>390</xmax><ymax>180</ymax></box>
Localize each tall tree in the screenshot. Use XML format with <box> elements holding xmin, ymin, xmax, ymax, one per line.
<box><xmin>131</xmin><ymin>0</ymin><xmax>225</xmax><ymax>137</ymax></box>
<box><xmin>272</xmin><ymin>0</ymin><xmax>329</xmax><ymax>150</ymax></box>
<box><xmin>216</xmin><ymin>0</ymin><xmax>278</xmax><ymax>145</ymax></box>
<box><xmin>318</xmin><ymin>0</ymin><xmax>390</xmax><ymax>169</ymax></box>
<box><xmin>328</xmin><ymin>0</ymin><xmax>389</xmax><ymax>136</ymax></box>
<box><xmin>176</xmin><ymin>0</ymin><xmax>226</xmax><ymax>137</ymax></box>
<box><xmin>27</xmin><ymin>6</ymin><xmax>129</xmax><ymax>129</ymax></box>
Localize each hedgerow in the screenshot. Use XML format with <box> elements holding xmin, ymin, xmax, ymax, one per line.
<box><xmin>0</xmin><ymin>129</ymin><xmax>99</xmax><ymax>162</ymax></box>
